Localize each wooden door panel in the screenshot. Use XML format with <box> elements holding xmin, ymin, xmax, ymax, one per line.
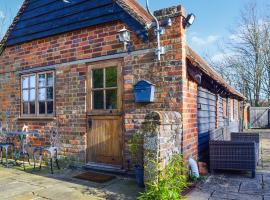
<box><xmin>87</xmin><ymin>116</ymin><xmax>122</xmax><ymax>166</ymax></box>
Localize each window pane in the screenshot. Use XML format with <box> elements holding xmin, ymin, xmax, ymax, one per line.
<box><xmin>39</xmin><ymin>88</ymin><xmax>46</xmax><ymax>101</ymax></box>
<box><xmin>30</xmin><ymin>89</ymin><xmax>36</xmax><ymax>101</ymax></box>
<box><xmin>47</xmin><ymin>87</ymin><xmax>53</xmax><ymax>100</ymax></box>
<box><xmin>92</xmin><ymin>69</ymin><xmax>103</xmax><ymax>89</ymax></box>
<box><xmin>106</xmin><ymin>89</ymin><xmax>117</xmax><ymax>109</ymax></box>
<box><xmin>29</xmin><ymin>102</ymin><xmax>35</xmax><ymax>114</ymax></box>
<box><xmin>22</xmin><ymin>77</ymin><xmax>29</xmax><ymax>89</ymax></box>
<box><xmin>23</xmin><ymin>103</ymin><xmax>28</xmax><ymax>114</ymax></box>
<box><xmin>38</xmin><ymin>74</ymin><xmax>46</xmax><ymax>87</ymax></box>
<box><xmin>47</xmin><ymin>101</ymin><xmax>54</xmax><ymax>114</ymax></box>
<box><xmin>29</xmin><ymin>75</ymin><xmax>36</xmax><ymax>88</ymax></box>
<box><xmin>106</xmin><ymin>67</ymin><xmax>117</xmax><ymax>87</ymax></box>
<box><xmin>47</xmin><ymin>73</ymin><xmax>53</xmax><ymax>86</ymax></box>
<box><xmin>93</xmin><ymin>90</ymin><xmax>104</xmax><ymax>109</ymax></box>
<box><xmin>39</xmin><ymin>102</ymin><xmax>45</xmax><ymax>114</ymax></box>
<box><xmin>23</xmin><ymin>90</ymin><xmax>29</xmax><ymax>101</ymax></box>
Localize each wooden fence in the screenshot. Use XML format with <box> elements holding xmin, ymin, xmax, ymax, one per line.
<box><xmin>250</xmin><ymin>107</ymin><xmax>270</xmax><ymax>129</ymax></box>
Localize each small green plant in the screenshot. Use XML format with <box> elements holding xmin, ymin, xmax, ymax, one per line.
<box><xmin>189</xmin><ymin>174</ymin><xmax>207</xmax><ymax>183</ymax></box>
<box><xmin>128</xmin><ymin>132</ymin><xmax>143</xmax><ymax>166</ymax></box>
<box><xmin>138</xmin><ymin>154</ymin><xmax>189</xmax><ymax>200</ymax></box>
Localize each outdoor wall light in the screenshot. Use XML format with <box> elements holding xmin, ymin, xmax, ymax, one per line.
<box><xmin>118</xmin><ymin>27</ymin><xmax>131</xmax><ymax>51</ymax></box>
<box><xmin>160</xmin><ymin>17</ymin><xmax>172</xmax><ymax>27</ymax></box>
<box><xmin>185</xmin><ymin>13</ymin><xmax>196</xmax><ymax>28</ymax></box>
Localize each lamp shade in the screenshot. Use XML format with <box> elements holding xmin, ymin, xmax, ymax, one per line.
<box><xmin>118</xmin><ymin>27</ymin><xmax>131</xmax><ymax>42</ymax></box>
<box><xmin>186</xmin><ymin>14</ymin><xmax>196</xmax><ymax>28</ymax></box>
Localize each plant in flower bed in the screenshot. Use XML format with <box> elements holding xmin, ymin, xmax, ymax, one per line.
<box><xmin>189</xmin><ymin>174</ymin><xmax>207</xmax><ymax>183</ymax></box>
<box><xmin>128</xmin><ymin>132</ymin><xmax>145</xmax><ymax>187</ymax></box>
<box><xmin>138</xmin><ymin>154</ymin><xmax>189</xmax><ymax>200</ymax></box>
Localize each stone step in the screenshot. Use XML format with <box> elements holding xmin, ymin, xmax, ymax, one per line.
<box><xmin>83</xmin><ymin>163</ymin><xmax>134</xmax><ymax>178</ymax></box>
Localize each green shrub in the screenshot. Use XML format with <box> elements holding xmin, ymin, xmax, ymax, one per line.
<box><xmin>128</xmin><ymin>132</ymin><xmax>143</xmax><ymax>166</ymax></box>
<box><xmin>138</xmin><ymin>154</ymin><xmax>188</xmax><ymax>200</ymax></box>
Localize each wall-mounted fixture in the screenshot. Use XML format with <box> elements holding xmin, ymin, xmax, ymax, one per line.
<box><xmin>118</xmin><ymin>27</ymin><xmax>131</xmax><ymax>51</ymax></box>
<box><xmin>160</xmin><ymin>17</ymin><xmax>172</xmax><ymax>27</ymax></box>
<box><xmin>146</xmin><ymin>0</ymin><xmax>171</xmax><ymax>61</ymax></box>
<box><xmin>134</xmin><ymin>80</ymin><xmax>155</xmax><ymax>103</ymax></box>
<box><xmin>184</xmin><ymin>13</ymin><xmax>196</xmax><ymax>28</ymax></box>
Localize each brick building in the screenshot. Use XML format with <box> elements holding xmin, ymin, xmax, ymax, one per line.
<box><xmin>0</xmin><ymin>0</ymin><xmax>245</xmax><ymax>170</ymax></box>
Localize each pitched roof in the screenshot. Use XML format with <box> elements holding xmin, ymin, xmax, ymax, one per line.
<box><xmin>0</xmin><ymin>0</ymin><xmax>29</xmax><ymax>54</ymax></box>
<box><xmin>115</xmin><ymin>0</ymin><xmax>152</xmax><ymax>25</ymax></box>
<box><xmin>186</xmin><ymin>46</ymin><xmax>246</xmax><ymax>100</ymax></box>
<box><xmin>0</xmin><ymin>0</ymin><xmax>152</xmax><ymax>54</ymax></box>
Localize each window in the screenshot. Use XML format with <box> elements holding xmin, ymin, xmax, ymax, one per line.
<box><xmin>91</xmin><ymin>67</ymin><xmax>118</xmax><ymax>110</ymax></box>
<box><xmin>21</xmin><ymin>71</ymin><xmax>54</xmax><ymax>116</ymax></box>
<box><xmin>223</xmin><ymin>98</ymin><xmax>227</xmax><ymax>118</ymax></box>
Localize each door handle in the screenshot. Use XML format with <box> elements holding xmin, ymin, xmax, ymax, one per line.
<box><xmin>88</xmin><ymin>118</ymin><xmax>92</xmax><ymax>129</ymax></box>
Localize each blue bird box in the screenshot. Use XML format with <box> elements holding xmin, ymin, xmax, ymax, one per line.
<box><xmin>134</xmin><ymin>80</ymin><xmax>155</xmax><ymax>103</ymax></box>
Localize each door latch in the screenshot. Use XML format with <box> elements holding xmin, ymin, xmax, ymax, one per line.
<box><xmin>88</xmin><ymin>118</ymin><xmax>92</xmax><ymax>129</ymax></box>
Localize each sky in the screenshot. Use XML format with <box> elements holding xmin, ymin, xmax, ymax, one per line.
<box><xmin>0</xmin><ymin>0</ymin><xmax>269</xmax><ymax>61</ymax></box>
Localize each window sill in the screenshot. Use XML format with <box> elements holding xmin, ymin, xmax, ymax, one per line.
<box><xmin>18</xmin><ymin>116</ymin><xmax>56</xmax><ymax>120</ymax></box>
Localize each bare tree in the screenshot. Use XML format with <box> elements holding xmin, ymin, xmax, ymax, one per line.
<box><xmin>261</xmin><ymin>21</ymin><xmax>270</xmax><ymax>103</ymax></box>
<box><xmin>209</xmin><ymin>2</ymin><xmax>268</xmax><ymax>106</ymax></box>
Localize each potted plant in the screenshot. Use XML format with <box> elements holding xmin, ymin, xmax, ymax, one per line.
<box><xmin>128</xmin><ymin>132</ymin><xmax>144</xmax><ymax>188</ymax></box>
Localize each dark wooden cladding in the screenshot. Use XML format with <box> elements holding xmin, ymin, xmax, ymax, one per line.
<box><xmin>197</xmin><ymin>86</ymin><xmax>216</xmax><ymax>162</ymax></box>
<box><xmin>7</xmin><ymin>0</ymin><xmax>149</xmax><ymax>46</ymax></box>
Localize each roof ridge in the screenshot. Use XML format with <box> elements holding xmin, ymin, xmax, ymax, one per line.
<box><xmin>186</xmin><ymin>46</ymin><xmax>245</xmax><ymax>99</ymax></box>
<box><xmin>0</xmin><ymin>0</ymin><xmax>30</xmax><ymax>55</ymax></box>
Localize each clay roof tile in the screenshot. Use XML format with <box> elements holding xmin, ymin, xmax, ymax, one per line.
<box><xmin>186</xmin><ymin>46</ymin><xmax>246</xmax><ymax>100</ymax></box>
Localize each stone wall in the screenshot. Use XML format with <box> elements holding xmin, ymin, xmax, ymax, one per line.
<box><xmin>143</xmin><ymin>111</ymin><xmax>182</xmax><ymax>182</ymax></box>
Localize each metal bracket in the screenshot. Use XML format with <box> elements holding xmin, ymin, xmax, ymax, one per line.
<box><xmin>155</xmin><ymin>46</ymin><xmax>166</xmax><ymax>56</ymax></box>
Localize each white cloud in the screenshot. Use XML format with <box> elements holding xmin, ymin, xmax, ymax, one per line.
<box><xmin>211</xmin><ymin>51</ymin><xmax>233</xmax><ymax>63</ymax></box>
<box><xmin>0</xmin><ymin>11</ymin><xmax>5</xmax><ymax>19</ymax></box>
<box><xmin>191</xmin><ymin>35</ymin><xmax>220</xmax><ymax>46</ymax></box>
<box><xmin>229</xmin><ymin>34</ymin><xmax>239</xmax><ymax>41</ymax></box>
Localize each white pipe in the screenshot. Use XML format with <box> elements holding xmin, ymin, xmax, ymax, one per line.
<box><xmin>146</xmin><ymin>0</ymin><xmax>161</xmax><ymax>61</ymax></box>
<box><xmin>188</xmin><ymin>156</ymin><xmax>200</xmax><ymax>178</ymax></box>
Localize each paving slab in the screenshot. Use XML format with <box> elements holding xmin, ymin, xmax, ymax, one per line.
<box><xmin>0</xmin><ymin>167</ymin><xmax>141</xmax><ymax>200</ymax></box>
<box><xmin>198</xmin><ymin>175</ymin><xmax>242</xmax><ymax>193</ymax></box>
<box><xmin>186</xmin><ymin>188</ymin><xmax>211</xmax><ymax>200</ymax></box>
<box><xmin>187</xmin><ymin>131</ymin><xmax>270</xmax><ymax>200</ymax></box>
<box><xmin>212</xmin><ymin>190</ymin><xmax>262</xmax><ymax>200</ymax></box>
<box><xmin>239</xmin><ymin>177</ymin><xmax>263</xmax><ymax>195</ymax></box>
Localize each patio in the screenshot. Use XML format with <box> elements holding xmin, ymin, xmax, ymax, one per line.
<box><xmin>187</xmin><ymin>130</ymin><xmax>270</xmax><ymax>200</ymax></box>
<box><xmin>0</xmin><ymin>131</ymin><xmax>268</xmax><ymax>200</ymax></box>
<box><xmin>0</xmin><ymin>167</ymin><xmax>142</xmax><ymax>200</ymax></box>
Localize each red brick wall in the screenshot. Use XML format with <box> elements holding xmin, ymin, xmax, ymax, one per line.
<box><xmin>181</xmin><ymin>78</ymin><xmax>198</xmax><ymax>160</ymax></box>
<box><xmin>0</xmin><ymin>21</ymin><xmax>134</xmax><ymax>163</ymax></box>
<box><xmin>216</xmin><ymin>95</ymin><xmax>220</xmax><ymax>128</ymax></box>
<box><xmin>0</xmin><ymin>5</ymin><xmax>198</xmax><ymax>166</ymax></box>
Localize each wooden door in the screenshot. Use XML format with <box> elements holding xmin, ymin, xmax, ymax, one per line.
<box><xmin>87</xmin><ymin>116</ymin><xmax>122</xmax><ymax>166</ymax></box>
<box><xmin>86</xmin><ymin>60</ymin><xmax>123</xmax><ymax>166</ymax></box>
